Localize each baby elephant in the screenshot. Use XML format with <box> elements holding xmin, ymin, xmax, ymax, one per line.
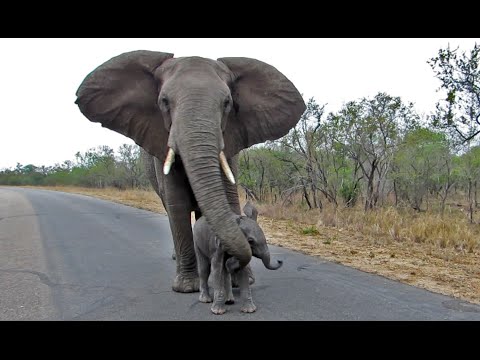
<box><xmin>193</xmin><ymin>202</ymin><xmax>283</xmax><ymax>315</ymax></box>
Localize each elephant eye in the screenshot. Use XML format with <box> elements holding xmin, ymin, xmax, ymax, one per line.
<box><xmin>160</xmin><ymin>96</ymin><xmax>169</xmax><ymax>109</ymax></box>
<box><xmin>247</xmin><ymin>237</ymin><xmax>254</xmax><ymax>244</ymax></box>
<box><xmin>223</xmin><ymin>98</ymin><xmax>231</xmax><ymax>109</ymax></box>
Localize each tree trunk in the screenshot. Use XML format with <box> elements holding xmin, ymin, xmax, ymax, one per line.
<box><xmin>303</xmin><ymin>185</ymin><xmax>313</xmax><ymax>210</ymax></box>
<box><xmin>475</xmin><ymin>180</ymin><xmax>478</xmax><ymax>208</ymax></box>
<box><xmin>468</xmin><ymin>179</ymin><xmax>474</xmax><ymax>224</ymax></box>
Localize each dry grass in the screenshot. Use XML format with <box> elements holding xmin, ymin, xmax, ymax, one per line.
<box><xmin>17</xmin><ymin>185</ymin><xmax>480</xmax><ymax>304</ymax></box>
<box><xmin>257</xmin><ymin>202</ymin><xmax>480</xmax><ymax>252</ymax></box>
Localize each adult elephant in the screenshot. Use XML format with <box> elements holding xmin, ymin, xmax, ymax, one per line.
<box><xmin>75</xmin><ymin>50</ymin><xmax>305</xmax><ymax>293</ymax></box>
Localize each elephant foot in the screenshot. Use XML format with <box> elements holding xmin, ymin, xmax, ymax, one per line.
<box><xmin>211</xmin><ymin>304</ymin><xmax>226</xmax><ymax>315</ymax></box>
<box><xmin>225</xmin><ymin>297</ymin><xmax>235</xmax><ymax>305</ymax></box>
<box><xmin>172</xmin><ymin>274</ymin><xmax>200</xmax><ymax>293</ymax></box>
<box><xmin>199</xmin><ymin>292</ymin><xmax>213</xmax><ymax>303</ymax></box>
<box><xmin>241</xmin><ymin>302</ymin><xmax>257</xmax><ymax>313</ymax></box>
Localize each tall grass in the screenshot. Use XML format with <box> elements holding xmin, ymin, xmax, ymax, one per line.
<box><xmin>256</xmin><ymin>200</ymin><xmax>480</xmax><ymax>252</ymax></box>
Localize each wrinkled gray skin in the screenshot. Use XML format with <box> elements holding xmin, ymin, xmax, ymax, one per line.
<box><xmin>193</xmin><ymin>202</ymin><xmax>283</xmax><ymax>314</ymax></box>
<box><xmin>171</xmin><ymin>245</ymin><xmax>254</xmax><ymax>288</ymax></box>
<box><xmin>75</xmin><ymin>50</ymin><xmax>305</xmax><ymax>293</ymax></box>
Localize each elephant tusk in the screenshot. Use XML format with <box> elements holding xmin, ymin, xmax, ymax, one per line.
<box><xmin>163</xmin><ymin>148</ymin><xmax>175</xmax><ymax>175</ymax></box>
<box><xmin>219</xmin><ymin>151</ymin><xmax>235</xmax><ymax>185</ymax></box>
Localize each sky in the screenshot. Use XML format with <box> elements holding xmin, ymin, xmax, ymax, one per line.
<box><xmin>0</xmin><ymin>38</ymin><xmax>478</xmax><ymax>169</ymax></box>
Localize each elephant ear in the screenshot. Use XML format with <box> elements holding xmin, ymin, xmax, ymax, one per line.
<box><xmin>217</xmin><ymin>57</ymin><xmax>306</xmax><ymax>157</ymax></box>
<box><xmin>243</xmin><ymin>201</ymin><xmax>258</xmax><ymax>222</ymax></box>
<box><xmin>75</xmin><ymin>50</ymin><xmax>174</xmax><ymax>158</ymax></box>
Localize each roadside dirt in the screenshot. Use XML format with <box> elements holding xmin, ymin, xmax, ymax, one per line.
<box><xmin>258</xmin><ymin>217</ymin><xmax>480</xmax><ymax>304</ymax></box>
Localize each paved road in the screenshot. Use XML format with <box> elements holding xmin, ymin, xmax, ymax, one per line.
<box><xmin>1</xmin><ymin>187</ymin><xmax>480</xmax><ymax>321</ymax></box>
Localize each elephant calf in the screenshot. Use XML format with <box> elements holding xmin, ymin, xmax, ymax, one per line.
<box><xmin>193</xmin><ymin>202</ymin><xmax>283</xmax><ymax>314</ymax></box>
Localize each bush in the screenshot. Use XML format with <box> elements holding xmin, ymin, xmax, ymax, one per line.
<box><xmin>339</xmin><ymin>181</ymin><xmax>360</xmax><ymax>207</ymax></box>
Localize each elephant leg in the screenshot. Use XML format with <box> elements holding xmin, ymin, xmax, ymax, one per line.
<box><xmin>142</xmin><ymin>150</ymin><xmax>166</xmax><ymax>201</ymax></box>
<box><xmin>164</xmin><ymin>172</ymin><xmax>199</xmax><ymax>293</ymax></box>
<box><xmin>149</xmin><ymin>156</ymin><xmax>179</xmax><ymax>261</ymax></box>
<box><xmin>246</xmin><ymin>264</ymin><xmax>255</xmax><ymax>285</ymax></box>
<box><xmin>224</xmin><ymin>271</ymin><xmax>235</xmax><ymax>305</ymax></box>
<box><xmin>196</xmin><ymin>247</ymin><xmax>212</xmax><ymax>303</ymax></box>
<box><xmin>141</xmin><ymin>149</ymin><xmax>159</xmax><ymax>193</ymax></box>
<box><xmin>174</xmin><ymin>211</ymin><xmax>199</xmax><ymax>261</ymax></box>
<box><xmin>210</xmin><ymin>249</ymin><xmax>227</xmax><ymax>315</ymax></box>
<box><xmin>224</xmin><ymin>154</ymin><xmax>255</xmax><ymax>286</ymax></box>
<box><xmin>168</xmin><ymin>211</ymin><xmax>199</xmax><ymax>293</ymax></box>
<box><xmin>231</xmin><ymin>264</ymin><xmax>255</xmax><ymax>288</ymax></box>
<box><xmin>143</xmin><ymin>151</ymin><xmax>179</xmax><ymax>261</ymax></box>
<box><xmin>237</xmin><ymin>267</ymin><xmax>256</xmax><ymax>313</ymax></box>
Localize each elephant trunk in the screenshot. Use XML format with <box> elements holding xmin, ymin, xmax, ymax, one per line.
<box><xmin>261</xmin><ymin>249</ymin><xmax>283</xmax><ymax>270</ymax></box>
<box><xmin>172</xmin><ymin>114</ymin><xmax>252</xmax><ymax>269</ymax></box>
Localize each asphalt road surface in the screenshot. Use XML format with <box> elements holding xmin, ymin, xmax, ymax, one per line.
<box><xmin>1</xmin><ymin>187</ymin><xmax>480</xmax><ymax>321</ymax></box>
